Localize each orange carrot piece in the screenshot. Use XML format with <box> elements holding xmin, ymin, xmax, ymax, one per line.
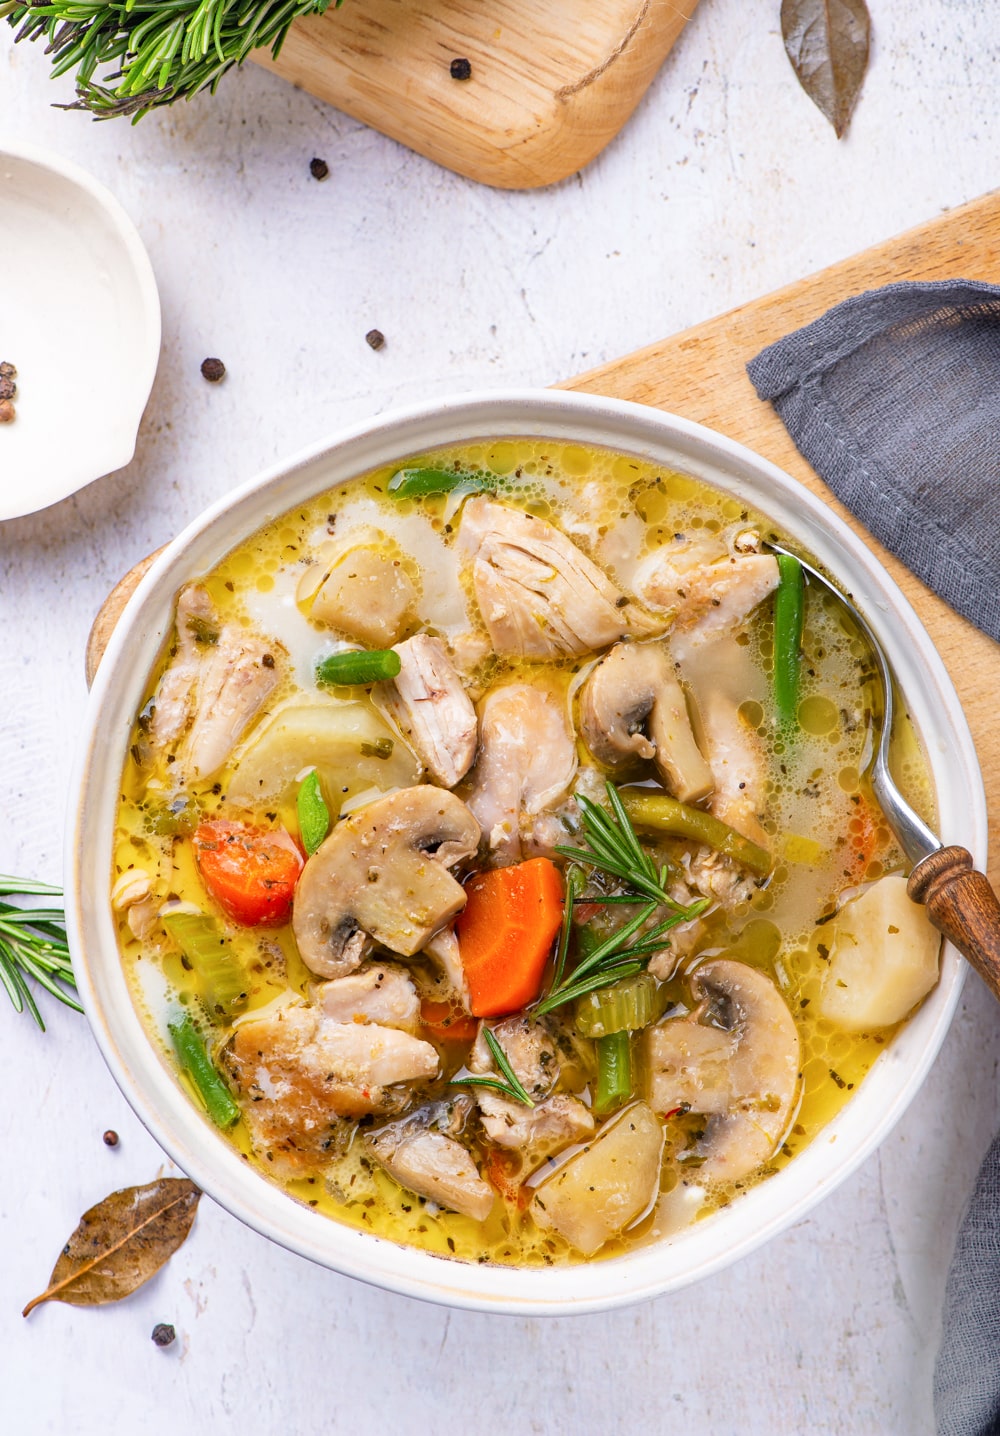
<box><xmin>194</xmin><ymin>820</ymin><xmax>303</xmax><ymax>927</ymax></box>
<box><xmin>455</xmin><ymin>857</ymin><xmax>564</xmax><ymax>1018</ymax></box>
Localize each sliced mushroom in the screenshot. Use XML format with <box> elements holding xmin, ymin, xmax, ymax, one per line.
<box><xmin>292</xmin><ymin>786</ymin><xmax>480</xmax><ymax>978</ymax></box>
<box><xmin>645</xmin><ymin>958</ymin><xmax>799</xmax><ymax>1182</ymax></box>
<box><xmin>374</xmin><ymin>634</ymin><xmax>477</xmax><ymax>788</ymax></box>
<box><xmin>579</xmin><ymin>641</ymin><xmax>714</xmax><ymax>803</ymax></box>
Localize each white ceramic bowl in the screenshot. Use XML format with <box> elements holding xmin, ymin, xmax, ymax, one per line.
<box><xmin>69</xmin><ymin>389</ymin><xmax>984</xmax><ymax>1314</ymax></box>
<box><xmin>0</xmin><ymin>143</ymin><xmax>160</xmax><ymax>520</ymax></box>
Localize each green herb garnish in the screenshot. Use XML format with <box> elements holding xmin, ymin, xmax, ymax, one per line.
<box><xmin>449</xmin><ymin>1028</ymin><xmax>535</xmax><ymax>1108</ymax></box>
<box><xmin>296</xmin><ymin>771</ymin><xmax>330</xmax><ymax>856</ymax></box>
<box><xmin>0</xmin><ymin>876</ymin><xmax>80</xmax><ymax>1029</ymax></box>
<box><xmin>387</xmin><ymin>467</ymin><xmax>494</xmax><ymax>500</ymax></box>
<box><xmin>3</xmin><ymin>0</ymin><xmax>342</xmax><ymax>121</ymax></box>
<box><xmin>555</xmin><ymin>781</ymin><xmax>679</xmax><ymax>906</ymax></box>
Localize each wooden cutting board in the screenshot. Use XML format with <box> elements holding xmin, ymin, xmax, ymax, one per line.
<box><xmin>253</xmin><ymin>0</ymin><xmax>700</xmax><ymax>189</ymax></box>
<box><xmin>567</xmin><ymin>188</ymin><xmax>1000</xmax><ymax>884</ymax></box>
<box><xmin>91</xmin><ymin>189</ymin><xmax>1000</xmax><ymax>879</ymax></box>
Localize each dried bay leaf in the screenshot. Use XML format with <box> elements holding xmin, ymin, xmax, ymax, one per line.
<box><xmin>23</xmin><ymin>1177</ymin><xmax>200</xmax><ymax>1317</ymax></box>
<box><xmin>781</xmin><ymin>0</ymin><xmax>872</xmax><ymax>138</ymax></box>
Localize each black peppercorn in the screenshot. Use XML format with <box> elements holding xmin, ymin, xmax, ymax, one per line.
<box><xmin>103</xmin><ymin>1129</ymin><xmax>119</xmax><ymax>1147</ymax></box>
<box><xmin>0</xmin><ymin>375</ymin><xmax>16</xmax><ymax>402</ymax></box>
<box><xmin>365</xmin><ymin>329</ymin><xmax>386</xmax><ymax>351</ymax></box>
<box><xmin>0</xmin><ymin>361</ymin><xmax>15</xmax><ymax>378</ymax></box>
<box><xmin>450</xmin><ymin>57</ymin><xmax>472</xmax><ymax>81</ymax></box>
<box><xmin>309</xmin><ymin>157</ymin><xmax>329</xmax><ymax>181</ymax></box>
<box><xmin>200</xmin><ymin>357</ymin><xmax>226</xmax><ymax>383</ymax></box>
<box><xmin>151</xmin><ymin>1323</ymin><xmax>176</xmax><ymax>1348</ymax></box>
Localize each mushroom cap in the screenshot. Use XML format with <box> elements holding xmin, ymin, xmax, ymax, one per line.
<box><xmin>292</xmin><ymin>786</ymin><xmax>480</xmax><ymax>978</ymax></box>
<box><xmin>645</xmin><ymin>957</ymin><xmax>800</xmax><ymax>1182</ymax></box>
<box><xmin>579</xmin><ymin>641</ymin><xmax>714</xmax><ymax>803</ymax></box>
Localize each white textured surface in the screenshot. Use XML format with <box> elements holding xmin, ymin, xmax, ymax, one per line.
<box><xmin>2</xmin><ymin>3</ymin><xmax>1000</xmax><ymax>1432</ymax></box>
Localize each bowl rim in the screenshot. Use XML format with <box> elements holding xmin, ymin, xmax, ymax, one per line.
<box><xmin>68</xmin><ymin>387</ymin><xmax>983</xmax><ymax>1314</ymax></box>
<box><xmin>0</xmin><ymin>140</ymin><xmax>161</xmax><ymax>519</ymax></box>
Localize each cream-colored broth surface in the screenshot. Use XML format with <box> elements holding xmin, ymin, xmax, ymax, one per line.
<box><xmin>113</xmin><ymin>438</ymin><xmax>938</xmax><ymax>1266</ymax></box>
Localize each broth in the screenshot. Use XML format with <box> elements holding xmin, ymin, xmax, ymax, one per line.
<box><xmin>112</xmin><ymin>438</ymin><xmax>939</xmax><ymax>1265</ymax></box>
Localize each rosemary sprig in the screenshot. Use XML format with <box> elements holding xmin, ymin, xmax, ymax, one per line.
<box><xmin>449</xmin><ymin>1028</ymin><xmax>535</xmax><ymax>1109</ymax></box>
<box><xmin>555</xmin><ymin>782</ymin><xmax>676</xmax><ymax>906</ymax></box>
<box><xmin>4</xmin><ymin>0</ymin><xmax>342</xmax><ymax>121</ymax></box>
<box><xmin>0</xmin><ymin>876</ymin><xmax>80</xmax><ymax>1030</ymax></box>
<box><xmin>534</xmin><ymin>897</ymin><xmax>706</xmax><ymax>1017</ymax></box>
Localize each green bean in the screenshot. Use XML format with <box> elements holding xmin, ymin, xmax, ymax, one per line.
<box><xmin>773</xmin><ymin>553</ymin><xmax>804</xmax><ymax>729</ymax></box>
<box><xmin>594</xmin><ymin>1030</ymin><xmax>633</xmax><ymax>1116</ymax></box>
<box><xmin>387</xmin><ymin>467</ymin><xmax>491</xmax><ymax>499</ymax></box>
<box><xmin>168</xmin><ymin>1014</ymin><xmax>241</xmax><ymax>1129</ymax></box>
<box><xmin>620</xmin><ymin>790</ymin><xmax>773</xmax><ymax>877</ymax></box>
<box><xmin>315</xmin><ymin>649</ymin><xmax>401</xmax><ymax>686</ymax></box>
<box><xmin>296</xmin><ymin>770</ymin><xmax>330</xmax><ymax>856</ymax></box>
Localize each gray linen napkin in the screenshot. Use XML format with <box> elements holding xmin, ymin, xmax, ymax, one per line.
<box><xmin>747</xmin><ymin>278</ymin><xmax>1000</xmax><ymax>644</ymax></box>
<box><xmin>747</xmin><ymin>279</ymin><xmax>1000</xmax><ymax>1436</ymax></box>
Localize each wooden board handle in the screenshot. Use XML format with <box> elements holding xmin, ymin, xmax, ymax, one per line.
<box><xmin>908</xmin><ymin>846</ymin><xmax>1000</xmax><ymax>1003</ymax></box>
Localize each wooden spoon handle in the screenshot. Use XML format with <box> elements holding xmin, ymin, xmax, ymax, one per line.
<box><xmin>907</xmin><ymin>845</ymin><xmax>1000</xmax><ymax>1004</ymax></box>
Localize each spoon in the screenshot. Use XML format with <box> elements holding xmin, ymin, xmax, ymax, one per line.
<box><xmin>766</xmin><ymin>540</ymin><xmax>1000</xmax><ymax>1004</ymax></box>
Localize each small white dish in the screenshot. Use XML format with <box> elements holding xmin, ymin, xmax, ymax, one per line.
<box><xmin>0</xmin><ymin>142</ymin><xmax>160</xmax><ymax>520</ymax></box>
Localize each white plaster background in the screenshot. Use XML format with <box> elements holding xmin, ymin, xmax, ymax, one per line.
<box><xmin>3</xmin><ymin>2</ymin><xmax>1000</xmax><ymax>1431</ymax></box>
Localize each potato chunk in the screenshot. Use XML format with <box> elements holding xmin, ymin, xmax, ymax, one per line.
<box><xmin>301</xmin><ymin>536</ymin><xmax>416</xmax><ymax>647</ymax></box>
<box><xmin>818</xmin><ymin>874</ymin><xmax>941</xmax><ymax>1030</ymax></box>
<box><xmin>529</xmin><ymin>1102</ymin><xmax>663</xmax><ymax>1257</ymax></box>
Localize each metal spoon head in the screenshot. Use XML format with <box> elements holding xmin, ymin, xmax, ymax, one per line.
<box><xmin>763</xmin><ymin>539</ymin><xmax>940</xmax><ymax>866</ymax></box>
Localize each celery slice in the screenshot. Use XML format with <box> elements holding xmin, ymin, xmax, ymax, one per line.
<box><xmin>575</xmin><ymin>972</ymin><xmax>667</xmax><ymax>1039</ymax></box>
<box><xmin>162</xmin><ymin>910</ymin><xmax>248</xmax><ymax>1018</ymax></box>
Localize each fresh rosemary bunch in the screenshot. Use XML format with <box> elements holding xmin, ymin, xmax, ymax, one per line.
<box><xmin>0</xmin><ymin>876</ymin><xmax>80</xmax><ymax>1029</ymax></box>
<box><xmin>536</xmin><ymin>781</ymin><xmax>709</xmax><ymax>1015</ymax></box>
<box><xmin>3</xmin><ymin>0</ymin><xmax>341</xmax><ymax>121</ymax></box>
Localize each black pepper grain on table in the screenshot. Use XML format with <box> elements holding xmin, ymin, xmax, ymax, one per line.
<box><xmin>200</xmin><ymin>357</ymin><xmax>226</xmax><ymax>383</ymax></box>
<box><xmin>450</xmin><ymin>57</ymin><xmax>472</xmax><ymax>80</ymax></box>
<box><xmin>151</xmin><ymin>1323</ymin><xmax>176</xmax><ymax>1348</ymax></box>
<box><xmin>310</xmin><ymin>157</ymin><xmax>329</xmax><ymax>181</ymax></box>
<box><xmin>365</xmin><ymin>329</ymin><xmax>386</xmax><ymax>351</ymax></box>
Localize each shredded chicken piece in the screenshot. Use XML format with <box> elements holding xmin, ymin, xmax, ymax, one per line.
<box><xmin>110</xmin><ymin>869</ymin><xmax>160</xmax><ymax>942</ymax></box>
<box><xmin>698</xmin><ymin>691</ymin><xmax>770</xmax><ymax>848</ymax></box>
<box><xmin>375</xmin><ymin>635</ymin><xmax>477</xmax><ymax>788</ymax></box>
<box><xmin>316</xmin><ymin>964</ymin><xmax>420</xmax><ymax>1031</ymax></box>
<box><xmin>149</xmin><ymin>585</ymin><xmax>283</xmax><ymax>781</ymax></box>
<box><xmin>367</xmin><ymin>1125</ymin><xmax>494</xmax><ymax>1222</ymax></box>
<box><xmin>466</xmin><ymin>682</ymin><xmax>577</xmax><ymax>866</ymax></box>
<box><xmin>227</xmin><ymin>1004</ymin><xmax>438</xmax><ymax>1175</ymax></box>
<box><xmin>459</xmin><ymin>497</ymin><xmax>662</xmax><ymax>658</ymax></box>
<box><xmin>423</xmin><ymin>926</ymin><xmax>471</xmax><ymax>1011</ymax></box>
<box><xmin>668</xmin><ymin>555</ymin><xmax>780</xmax><ymax>663</ymax></box>
<box><xmin>468</xmin><ymin>1017</ymin><xmax>594</xmax><ymax>1161</ymax></box>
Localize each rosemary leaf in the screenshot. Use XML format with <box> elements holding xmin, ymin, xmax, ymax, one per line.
<box><xmin>0</xmin><ymin>876</ymin><xmax>80</xmax><ymax>1030</ymax></box>
<box><xmin>450</xmin><ymin>1028</ymin><xmax>534</xmax><ymax>1108</ymax></box>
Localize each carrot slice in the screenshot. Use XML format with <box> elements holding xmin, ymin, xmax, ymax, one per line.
<box><xmin>193</xmin><ymin>820</ymin><xmax>303</xmax><ymax>927</ymax></box>
<box><xmin>455</xmin><ymin>857</ymin><xmax>564</xmax><ymax>1018</ymax></box>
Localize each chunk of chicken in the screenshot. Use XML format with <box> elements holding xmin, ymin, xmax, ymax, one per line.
<box><xmin>374</xmin><ymin>635</ymin><xmax>477</xmax><ymax>788</ymax></box>
<box><xmin>632</xmin><ymin>532</ymin><xmax>728</xmax><ymax>613</ymax></box>
<box><xmin>698</xmin><ymin>691</ymin><xmax>769</xmax><ymax>848</ymax></box>
<box><xmin>423</xmin><ymin>926</ymin><xmax>472</xmax><ymax>1011</ymax></box>
<box><xmin>111</xmin><ymin>869</ymin><xmax>161</xmax><ymax>942</ymax></box>
<box><xmin>459</xmin><ymin>497</ymin><xmax>661</xmax><ymax>658</ymax></box>
<box><xmin>668</xmin><ymin>555</ymin><xmax>779</xmax><ymax>663</ymax></box>
<box><xmin>316</xmin><ymin>964</ymin><xmax>421</xmax><ymax>1031</ymax></box>
<box><xmin>227</xmin><ymin>1003</ymin><xmax>438</xmax><ymax>1175</ymax></box>
<box><xmin>469</xmin><ymin>1017</ymin><xmax>594</xmax><ymax>1161</ymax></box>
<box><xmin>466</xmin><ymin>683</ymin><xmax>577</xmax><ymax>866</ymax></box>
<box><xmin>367</xmin><ymin>1123</ymin><xmax>494</xmax><ymax>1222</ymax></box>
<box><xmin>150</xmin><ymin>586</ymin><xmax>283</xmax><ymax>781</ymax></box>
